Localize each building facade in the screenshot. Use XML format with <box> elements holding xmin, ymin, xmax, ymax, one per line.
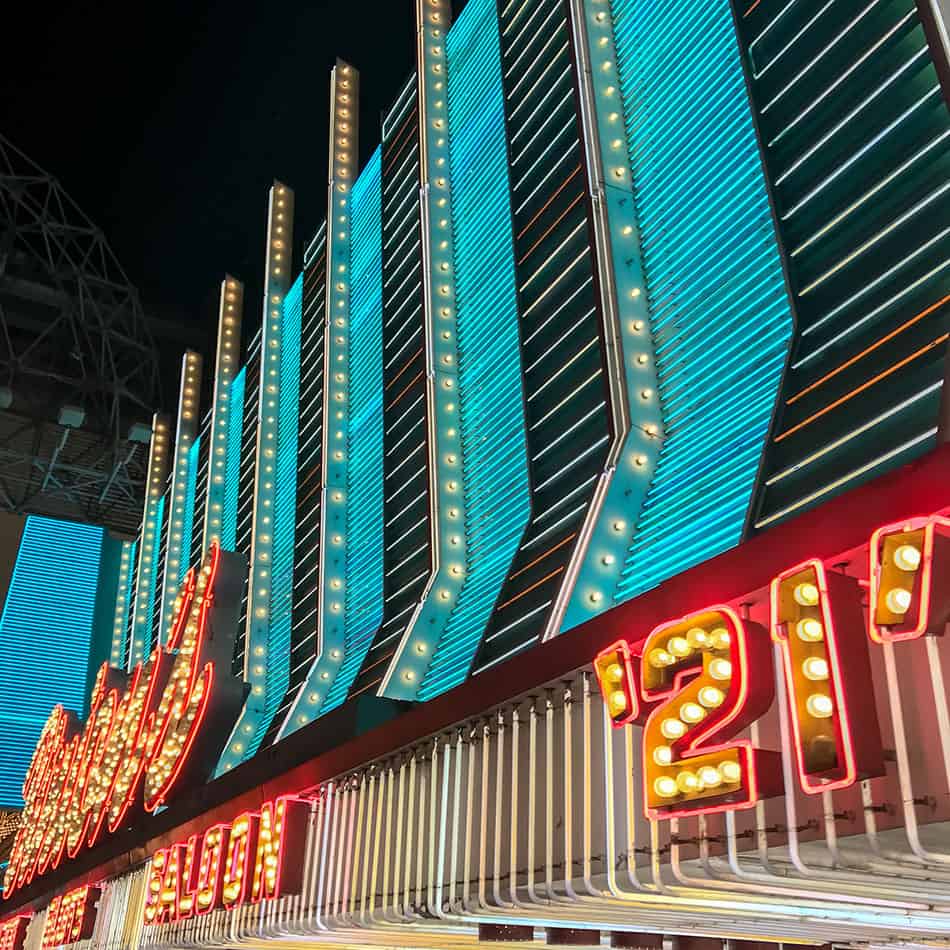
<box><xmin>2</xmin><ymin>0</ymin><xmax>950</xmax><ymax>947</ymax></box>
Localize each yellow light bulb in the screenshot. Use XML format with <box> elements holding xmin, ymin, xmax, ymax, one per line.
<box><xmin>668</xmin><ymin>636</ymin><xmax>691</xmax><ymax>658</ymax></box>
<box><xmin>709</xmin><ymin>658</ymin><xmax>732</xmax><ymax>681</ymax></box>
<box><xmin>661</xmin><ymin>717</ymin><xmax>686</xmax><ymax>739</ymax></box>
<box><xmin>654</xmin><ymin>776</ymin><xmax>678</xmax><ymax>799</ymax></box>
<box><xmin>719</xmin><ymin>760</ymin><xmax>742</xmax><ymax>783</ymax></box>
<box><xmin>806</xmin><ymin>693</ymin><xmax>834</xmax><ymax>718</ymax></box>
<box><xmin>653</xmin><ymin>745</ymin><xmax>672</xmax><ymax>766</ymax></box>
<box><xmin>686</xmin><ymin>626</ymin><xmax>708</xmax><ymax>648</ymax></box>
<box><xmin>885</xmin><ymin>587</ymin><xmax>912</xmax><ymax>614</ymax></box>
<box><xmin>676</xmin><ymin>770</ymin><xmax>699</xmax><ymax>793</ymax></box>
<box><xmin>648</xmin><ymin>648</ymin><xmax>673</xmax><ymax>668</ymax></box>
<box><xmin>796</xmin><ymin>618</ymin><xmax>824</xmax><ymax>642</ymax></box>
<box><xmin>698</xmin><ymin>765</ymin><xmax>722</xmax><ymax>788</ymax></box>
<box><xmin>709</xmin><ymin>627</ymin><xmax>731</xmax><ymax>650</ymax></box>
<box><xmin>793</xmin><ymin>582</ymin><xmax>820</xmax><ymax>606</ymax></box>
<box><xmin>680</xmin><ymin>702</ymin><xmax>705</xmax><ymax>724</ymax></box>
<box><xmin>802</xmin><ymin>657</ymin><xmax>829</xmax><ymax>681</ymax></box>
<box><xmin>894</xmin><ymin>544</ymin><xmax>922</xmax><ymax>572</ymax></box>
<box><xmin>698</xmin><ymin>685</ymin><xmax>724</xmax><ymax>708</ymax></box>
<box><xmin>606</xmin><ymin>662</ymin><xmax>624</xmax><ymax>682</ymax></box>
<box><xmin>608</xmin><ymin>691</ymin><xmax>628</xmax><ymax>714</ymax></box>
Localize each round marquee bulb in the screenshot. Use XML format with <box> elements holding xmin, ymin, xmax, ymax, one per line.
<box><xmin>609</xmin><ymin>691</ymin><xmax>628</xmax><ymax>714</ymax></box>
<box><xmin>806</xmin><ymin>693</ymin><xmax>834</xmax><ymax>718</ymax></box>
<box><xmin>697</xmin><ymin>686</ymin><xmax>724</xmax><ymax>708</ymax></box>
<box><xmin>796</xmin><ymin>618</ymin><xmax>824</xmax><ymax>642</ymax></box>
<box><xmin>793</xmin><ymin>582</ymin><xmax>820</xmax><ymax>606</ymax></box>
<box><xmin>885</xmin><ymin>587</ymin><xmax>913</xmax><ymax>614</ymax></box>
<box><xmin>719</xmin><ymin>760</ymin><xmax>742</xmax><ymax>784</ymax></box>
<box><xmin>893</xmin><ymin>544</ymin><xmax>922</xmax><ymax>572</ymax></box>
<box><xmin>708</xmin><ymin>658</ymin><xmax>732</xmax><ymax>681</ymax></box>
<box><xmin>709</xmin><ymin>627</ymin><xmax>731</xmax><ymax>650</ymax></box>
<box><xmin>680</xmin><ymin>702</ymin><xmax>705</xmax><ymax>724</ymax></box>
<box><xmin>661</xmin><ymin>717</ymin><xmax>686</xmax><ymax>739</ymax></box>
<box><xmin>698</xmin><ymin>765</ymin><xmax>722</xmax><ymax>788</ymax></box>
<box><xmin>653</xmin><ymin>745</ymin><xmax>673</xmax><ymax>767</ymax></box>
<box><xmin>676</xmin><ymin>770</ymin><xmax>699</xmax><ymax>793</ymax></box>
<box><xmin>654</xmin><ymin>776</ymin><xmax>678</xmax><ymax>799</ymax></box>
<box><xmin>802</xmin><ymin>657</ymin><xmax>829</xmax><ymax>681</ymax></box>
<box><xmin>668</xmin><ymin>636</ymin><xmax>691</xmax><ymax>658</ymax></box>
<box><xmin>606</xmin><ymin>662</ymin><xmax>624</xmax><ymax>682</ymax></box>
<box><xmin>649</xmin><ymin>648</ymin><xmax>674</xmax><ymax>668</ymax></box>
<box><xmin>686</xmin><ymin>626</ymin><xmax>708</xmax><ymax>648</ymax></box>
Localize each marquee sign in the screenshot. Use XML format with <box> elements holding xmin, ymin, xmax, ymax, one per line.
<box><xmin>142</xmin><ymin>796</ymin><xmax>308</xmax><ymax>924</ymax></box>
<box><xmin>2</xmin><ymin>543</ymin><xmax>247</xmax><ymax>899</ymax></box>
<box><xmin>594</xmin><ymin>512</ymin><xmax>950</xmax><ymax>819</ymax></box>
<box><xmin>39</xmin><ymin>885</ymin><xmax>99</xmax><ymax>949</ymax></box>
<box><xmin>0</xmin><ymin>917</ymin><xmax>29</xmax><ymax>950</ymax></box>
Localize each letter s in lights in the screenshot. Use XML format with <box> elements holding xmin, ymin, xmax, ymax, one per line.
<box><xmin>639</xmin><ymin>606</ymin><xmax>779</xmax><ymax>819</ymax></box>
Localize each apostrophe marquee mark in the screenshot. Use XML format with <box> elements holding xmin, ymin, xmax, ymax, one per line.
<box><xmin>772</xmin><ymin>561</ymin><xmax>884</xmax><ymax>794</ymax></box>
<box><xmin>870</xmin><ymin>515</ymin><xmax>950</xmax><ymax>643</ymax></box>
<box><xmin>143</xmin><ymin>797</ymin><xmax>308</xmax><ymax>925</ymax></box>
<box><xmin>638</xmin><ymin>607</ymin><xmax>778</xmax><ymax>819</ymax></box>
<box><xmin>2</xmin><ymin>543</ymin><xmax>246</xmax><ymax>899</ymax></box>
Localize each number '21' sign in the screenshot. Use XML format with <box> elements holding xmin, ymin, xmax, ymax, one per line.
<box><xmin>593</xmin><ymin>514</ymin><xmax>950</xmax><ymax>820</ymax></box>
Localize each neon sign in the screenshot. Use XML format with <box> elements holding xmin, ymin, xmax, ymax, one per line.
<box><xmin>39</xmin><ymin>885</ymin><xmax>99</xmax><ymax>949</ymax></box>
<box><xmin>143</xmin><ymin>797</ymin><xmax>308</xmax><ymax>924</ymax></box>
<box><xmin>2</xmin><ymin>543</ymin><xmax>247</xmax><ymax>899</ymax></box>
<box><xmin>595</xmin><ymin>511</ymin><xmax>950</xmax><ymax>818</ymax></box>
<box><xmin>0</xmin><ymin>917</ymin><xmax>29</xmax><ymax>950</ymax></box>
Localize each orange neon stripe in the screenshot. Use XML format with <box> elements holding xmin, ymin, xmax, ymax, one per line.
<box><xmin>788</xmin><ymin>294</ymin><xmax>950</xmax><ymax>406</ymax></box>
<box><xmin>496</xmin><ymin>567</ymin><xmax>565</xmax><ymax>612</ymax></box>
<box><xmin>517</xmin><ymin>192</ymin><xmax>585</xmax><ymax>266</ymax></box>
<box><xmin>517</xmin><ymin>166</ymin><xmax>582</xmax><ymax>241</ymax></box>
<box><xmin>775</xmin><ymin>333</ymin><xmax>949</xmax><ymax>443</ymax></box>
<box><xmin>382</xmin><ymin>108</ymin><xmax>418</xmax><ymax>162</ymax></box>
<box><xmin>509</xmin><ymin>532</ymin><xmax>577</xmax><ymax>581</ymax></box>
<box><xmin>385</xmin><ymin>348</ymin><xmax>423</xmax><ymax>390</ymax></box>
<box><xmin>386</xmin><ymin>370</ymin><xmax>425</xmax><ymax>411</ymax></box>
<box><xmin>743</xmin><ymin>0</ymin><xmax>762</xmax><ymax>16</ymax></box>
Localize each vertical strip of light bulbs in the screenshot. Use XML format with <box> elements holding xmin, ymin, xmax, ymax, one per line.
<box><xmin>156</xmin><ymin>350</ymin><xmax>203</xmax><ymax>642</ymax></box>
<box><xmin>108</xmin><ymin>540</ymin><xmax>135</xmax><ymax>668</ymax></box>
<box><xmin>204</xmin><ymin>277</ymin><xmax>245</xmax><ymax>549</ymax></box>
<box><xmin>127</xmin><ymin>413</ymin><xmax>172</xmax><ymax>668</ymax></box>
<box><xmin>379</xmin><ymin>0</ymin><xmax>469</xmax><ymax>699</ymax></box>
<box><xmin>557</xmin><ymin>0</ymin><xmax>662</xmax><ymax>633</ymax></box>
<box><xmin>280</xmin><ymin>60</ymin><xmax>359</xmax><ymax>735</ymax></box>
<box><xmin>217</xmin><ymin>182</ymin><xmax>295</xmax><ymax>771</ymax></box>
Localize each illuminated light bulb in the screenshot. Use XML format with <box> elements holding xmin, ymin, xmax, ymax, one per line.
<box><xmin>698</xmin><ymin>765</ymin><xmax>722</xmax><ymax>788</ymax></box>
<box><xmin>802</xmin><ymin>657</ymin><xmax>829</xmax><ymax>681</ymax></box>
<box><xmin>680</xmin><ymin>702</ymin><xmax>705</xmax><ymax>724</ymax></box>
<box><xmin>653</xmin><ymin>745</ymin><xmax>672</xmax><ymax>766</ymax></box>
<box><xmin>676</xmin><ymin>770</ymin><xmax>699</xmax><ymax>793</ymax></box>
<box><xmin>602</xmin><ymin>553</ymin><xmax>616</xmax><ymax>565</ymax></box>
<box><xmin>793</xmin><ymin>582</ymin><xmax>820</xmax><ymax>606</ymax></box>
<box><xmin>697</xmin><ymin>685</ymin><xmax>724</xmax><ymax>708</ymax></box>
<box><xmin>708</xmin><ymin>658</ymin><xmax>732</xmax><ymax>681</ymax></box>
<box><xmin>654</xmin><ymin>776</ymin><xmax>678</xmax><ymax>799</ymax></box>
<box><xmin>796</xmin><ymin>618</ymin><xmax>824</xmax><ymax>642</ymax></box>
<box><xmin>885</xmin><ymin>587</ymin><xmax>913</xmax><ymax>614</ymax></box>
<box><xmin>719</xmin><ymin>760</ymin><xmax>742</xmax><ymax>783</ymax></box>
<box><xmin>589</xmin><ymin>591</ymin><xmax>603</xmax><ymax>605</ymax></box>
<box><xmin>608</xmin><ymin>691</ymin><xmax>627</xmax><ymax>715</ymax></box>
<box><xmin>668</xmin><ymin>636</ymin><xmax>690</xmax><ymax>658</ymax></box>
<box><xmin>709</xmin><ymin>627</ymin><xmax>731</xmax><ymax>650</ymax></box>
<box><xmin>415</xmin><ymin>642</ymin><xmax>427</xmax><ymax>655</ymax></box>
<box><xmin>649</xmin><ymin>648</ymin><xmax>673</xmax><ymax>668</ymax></box>
<box><xmin>686</xmin><ymin>626</ymin><xmax>708</xmax><ymax>648</ymax></box>
<box><xmin>806</xmin><ymin>693</ymin><xmax>834</xmax><ymax>718</ymax></box>
<box><xmin>661</xmin><ymin>717</ymin><xmax>686</xmax><ymax>739</ymax></box>
<box><xmin>606</xmin><ymin>662</ymin><xmax>624</xmax><ymax>682</ymax></box>
<box><xmin>894</xmin><ymin>544</ymin><xmax>922</xmax><ymax>572</ymax></box>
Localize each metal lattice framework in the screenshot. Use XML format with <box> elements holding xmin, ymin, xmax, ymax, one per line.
<box><xmin>0</xmin><ymin>134</ymin><xmax>161</xmax><ymax>536</ymax></box>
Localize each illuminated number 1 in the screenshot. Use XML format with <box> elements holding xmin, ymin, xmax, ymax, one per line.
<box><xmin>639</xmin><ymin>606</ymin><xmax>777</xmax><ymax>819</ymax></box>
<box><xmin>771</xmin><ymin>560</ymin><xmax>883</xmax><ymax>794</ymax></box>
<box><xmin>869</xmin><ymin>515</ymin><xmax>950</xmax><ymax>643</ymax></box>
<box><xmin>593</xmin><ymin>639</ymin><xmax>642</xmax><ymax>726</ymax></box>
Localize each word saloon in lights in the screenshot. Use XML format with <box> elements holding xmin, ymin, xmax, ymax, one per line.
<box><xmin>2</xmin><ymin>543</ymin><xmax>247</xmax><ymax>899</ymax></box>
<box><xmin>594</xmin><ymin>512</ymin><xmax>950</xmax><ymax>820</ymax></box>
<box><xmin>143</xmin><ymin>797</ymin><xmax>308</xmax><ymax>923</ymax></box>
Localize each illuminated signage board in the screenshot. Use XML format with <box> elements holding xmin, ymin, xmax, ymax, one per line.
<box><xmin>0</xmin><ymin>917</ymin><xmax>29</xmax><ymax>950</ymax></box>
<box><xmin>142</xmin><ymin>796</ymin><xmax>308</xmax><ymax>924</ymax></box>
<box><xmin>594</xmin><ymin>512</ymin><xmax>950</xmax><ymax>818</ymax></box>
<box><xmin>2</xmin><ymin>543</ymin><xmax>246</xmax><ymax>899</ymax></box>
<box><xmin>39</xmin><ymin>885</ymin><xmax>99</xmax><ymax>949</ymax></box>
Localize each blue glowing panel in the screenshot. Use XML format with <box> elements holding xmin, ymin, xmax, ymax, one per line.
<box><xmin>417</xmin><ymin>0</ymin><xmax>529</xmax><ymax>700</ymax></box>
<box><xmin>323</xmin><ymin>147</ymin><xmax>385</xmax><ymax>713</ymax></box>
<box><xmin>220</xmin><ymin>366</ymin><xmax>246</xmax><ymax>554</ymax></box>
<box><xmin>610</xmin><ymin>0</ymin><xmax>794</xmax><ymax>602</ymax></box>
<box><xmin>0</xmin><ymin>517</ymin><xmax>105</xmax><ymax>807</ymax></box>
<box><xmin>253</xmin><ymin>273</ymin><xmax>303</xmax><ymax>751</ymax></box>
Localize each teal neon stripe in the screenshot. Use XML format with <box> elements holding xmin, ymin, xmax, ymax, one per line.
<box><xmin>323</xmin><ymin>147</ymin><xmax>385</xmax><ymax>713</ymax></box>
<box><xmin>177</xmin><ymin>438</ymin><xmax>200</xmax><ymax>579</ymax></box>
<box><xmin>417</xmin><ymin>0</ymin><xmax>529</xmax><ymax>701</ymax></box>
<box><xmin>251</xmin><ymin>273</ymin><xmax>303</xmax><ymax>753</ymax></box>
<box><xmin>0</xmin><ymin>517</ymin><xmax>105</xmax><ymax>806</ymax></box>
<box><xmin>611</xmin><ymin>0</ymin><xmax>793</xmax><ymax>602</ymax></box>
<box><xmin>220</xmin><ymin>367</ymin><xmax>246</xmax><ymax>553</ymax></box>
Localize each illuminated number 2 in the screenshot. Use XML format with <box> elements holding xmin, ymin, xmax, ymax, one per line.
<box><xmin>771</xmin><ymin>560</ymin><xmax>883</xmax><ymax>794</ymax></box>
<box><xmin>639</xmin><ymin>606</ymin><xmax>777</xmax><ymax>819</ymax></box>
<box><xmin>869</xmin><ymin>515</ymin><xmax>950</xmax><ymax>643</ymax></box>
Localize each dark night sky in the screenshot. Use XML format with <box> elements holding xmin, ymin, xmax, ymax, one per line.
<box><xmin>3</xmin><ymin>0</ymin><xmax>440</xmax><ymax>365</ymax></box>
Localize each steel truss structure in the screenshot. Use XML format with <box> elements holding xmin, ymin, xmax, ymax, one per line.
<box><xmin>0</xmin><ymin>134</ymin><xmax>160</xmax><ymax>536</ymax></box>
